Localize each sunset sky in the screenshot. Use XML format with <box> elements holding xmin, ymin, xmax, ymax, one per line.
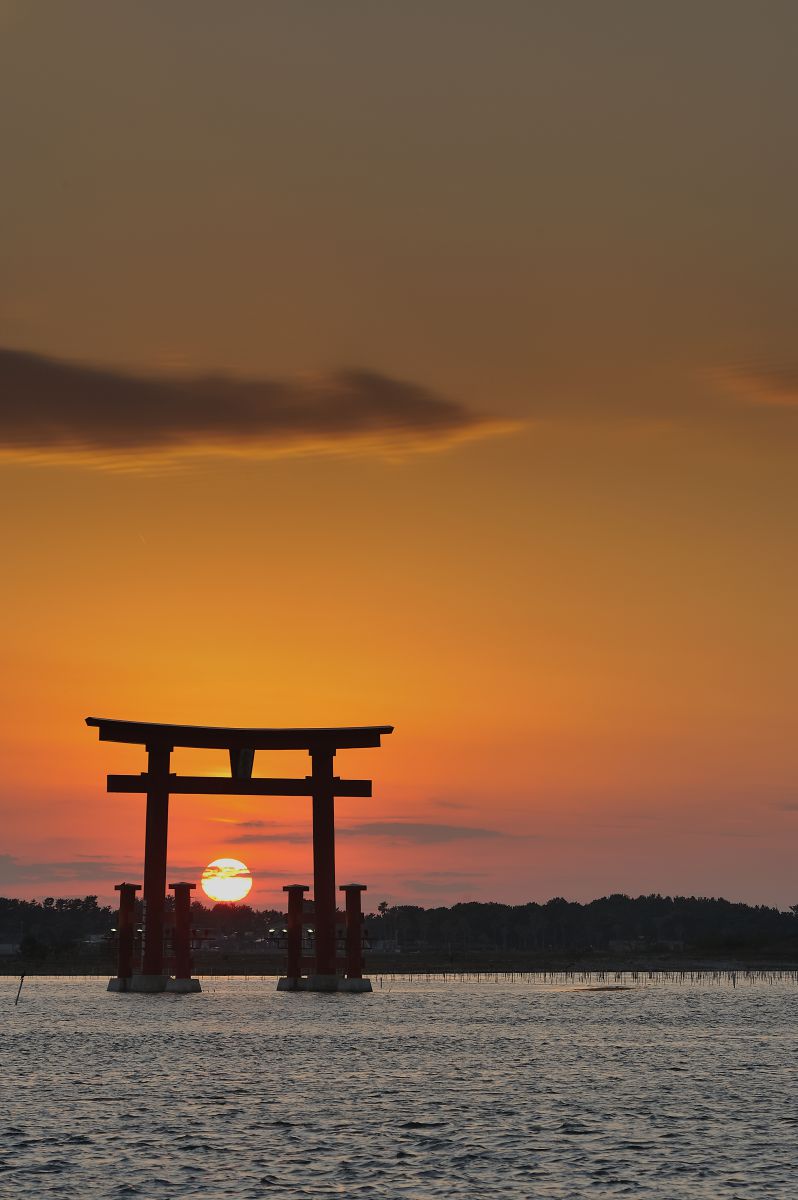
<box><xmin>1</xmin><ymin>2</ymin><xmax>796</xmax><ymax>910</ymax></box>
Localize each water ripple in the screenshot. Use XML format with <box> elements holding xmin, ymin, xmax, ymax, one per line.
<box><xmin>2</xmin><ymin>975</ymin><xmax>796</xmax><ymax>1198</ymax></box>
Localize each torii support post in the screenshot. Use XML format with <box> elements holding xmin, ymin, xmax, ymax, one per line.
<box><xmin>283</xmin><ymin>884</ymin><xmax>309</xmax><ymax>985</ymax></box>
<box><xmin>166</xmin><ymin>882</ymin><xmax>201</xmax><ymax>993</ymax></box>
<box><xmin>140</xmin><ymin>743</ymin><xmax>171</xmax><ymax>988</ymax></box>
<box><xmin>341</xmin><ymin>884</ymin><xmax>367</xmax><ymax>979</ymax></box>
<box><xmin>107</xmin><ymin>882</ymin><xmax>140</xmax><ymax>992</ymax></box>
<box><xmin>311</xmin><ymin>747</ymin><xmax>337</xmax><ymax>981</ymax></box>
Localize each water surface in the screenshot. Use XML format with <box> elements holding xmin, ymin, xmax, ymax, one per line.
<box><xmin>3</xmin><ymin>974</ymin><xmax>795</xmax><ymax>1198</ymax></box>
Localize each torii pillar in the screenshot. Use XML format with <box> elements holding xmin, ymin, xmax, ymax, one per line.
<box><xmin>283</xmin><ymin>883</ymin><xmax>309</xmax><ymax>982</ymax></box>
<box><xmin>310</xmin><ymin>748</ymin><xmax>337</xmax><ymax>982</ymax></box>
<box><xmin>166</xmin><ymin>882</ymin><xmax>201</xmax><ymax>993</ymax></box>
<box><xmin>341</xmin><ymin>883</ymin><xmax>368</xmax><ymax>987</ymax></box>
<box><xmin>139</xmin><ymin>744</ymin><xmax>171</xmax><ymax>989</ymax></box>
<box><xmin>107</xmin><ymin>882</ymin><xmax>140</xmax><ymax>992</ymax></box>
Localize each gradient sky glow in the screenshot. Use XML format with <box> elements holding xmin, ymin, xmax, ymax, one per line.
<box><xmin>1</xmin><ymin>2</ymin><xmax>796</xmax><ymax>908</ymax></box>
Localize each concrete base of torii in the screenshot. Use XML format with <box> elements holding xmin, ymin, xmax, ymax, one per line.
<box><xmin>107</xmin><ymin>974</ymin><xmax>170</xmax><ymax>993</ymax></box>
<box><xmin>165</xmin><ymin>977</ymin><xmax>202</xmax><ymax>993</ymax></box>
<box><xmin>276</xmin><ymin>975</ymin><xmax>372</xmax><ymax>993</ymax></box>
<box><xmin>108</xmin><ymin>974</ymin><xmax>202</xmax><ymax>992</ymax></box>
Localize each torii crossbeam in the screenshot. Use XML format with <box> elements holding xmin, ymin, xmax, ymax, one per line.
<box><xmin>86</xmin><ymin>717</ymin><xmax>393</xmax><ymax>991</ymax></box>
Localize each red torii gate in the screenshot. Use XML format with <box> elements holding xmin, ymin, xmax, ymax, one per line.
<box><xmin>86</xmin><ymin>717</ymin><xmax>393</xmax><ymax>993</ymax></box>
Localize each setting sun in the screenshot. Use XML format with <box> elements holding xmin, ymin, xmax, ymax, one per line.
<box><xmin>201</xmin><ymin>858</ymin><xmax>253</xmax><ymax>903</ymax></box>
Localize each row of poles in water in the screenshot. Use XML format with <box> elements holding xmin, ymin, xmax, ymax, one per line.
<box><xmin>7</xmin><ymin>969</ymin><xmax>798</xmax><ymax>987</ymax></box>
<box><xmin>367</xmin><ymin>969</ymin><xmax>798</xmax><ymax>986</ymax></box>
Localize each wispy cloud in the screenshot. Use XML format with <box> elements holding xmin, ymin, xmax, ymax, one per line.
<box><xmin>373</xmin><ymin>870</ymin><xmax>488</xmax><ymax>903</ymax></box>
<box><xmin>0</xmin><ymin>853</ymin><xmax>200</xmax><ymax>886</ymax></box>
<box><xmin>232</xmin><ymin>832</ymin><xmax>311</xmax><ymax>845</ymax></box>
<box><xmin>339</xmin><ymin>821</ymin><xmax>503</xmax><ymax>844</ymax></box>
<box><xmin>228</xmin><ymin>820</ymin><xmax>311</xmax><ymax>846</ymax></box>
<box><xmin>712</xmin><ymin>363</ymin><xmax>798</xmax><ymax>410</ymax></box>
<box><xmin>0</xmin><ymin>347</ymin><xmax>518</xmax><ymax>468</ymax></box>
<box><xmin>399</xmin><ymin>873</ymin><xmax>486</xmax><ymax>895</ymax></box>
<box><xmin>223</xmin><ymin>817</ymin><xmax>505</xmax><ymax>846</ymax></box>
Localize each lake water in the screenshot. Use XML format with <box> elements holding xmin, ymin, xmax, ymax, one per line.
<box><xmin>2</xmin><ymin>973</ymin><xmax>796</xmax><ymax>1198</ymax></box>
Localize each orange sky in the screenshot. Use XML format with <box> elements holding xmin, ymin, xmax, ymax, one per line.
<box><xmin>1</xmin><ymin>3</ymin><xmax>796</xmax><ymax>908</ymax></box>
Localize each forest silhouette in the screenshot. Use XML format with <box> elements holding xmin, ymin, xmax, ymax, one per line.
<box><xmin>2</xmin><ymin>893</ymin><xmax>796</xmax><ymax>967</ymax></box>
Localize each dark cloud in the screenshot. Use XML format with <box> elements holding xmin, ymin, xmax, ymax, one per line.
<box><xmin>339</xmin><ymin>821</ymin><xmax>502</xmax><ymax>844</ymax></box>
<box><xmin>372</xmin><ymin>870</ymin><xmax>488</xmax><ymax>903</ymax></box>
<box><xmin>232</xmin><ymin>831</ymin><xmax>311</xmax><ymax>845</ymax></box>
<box><xmin>0</xmin><ymin>854</ymin><xmax>201</xmax><ymax>886</ymax></box>
<box><xmin>228</xmin><ymin>821</ymin><xmax>311</xmax><ymax>846</ymax></box>
<box><xmin>400</xmin><ymin>874</ymin><xmax>486</xmax><ymax>894</ymax></box>
<box><xmin>409</xmin><ymin>870</ymin><xmax>489</xmax><ymax>878</ymax></box>
<box><xmin>225</xmin><ymin>817</ymin><xmax>504</xmax><ymax>845</ymax></box>
<box><xmin>0</xmin><ymin>346</ymin><xmax>516</xmax><ymax>466</ymax></box>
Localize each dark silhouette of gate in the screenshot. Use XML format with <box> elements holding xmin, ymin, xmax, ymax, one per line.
<box><xmin>86</xmin><ymin>717</ymin><xmax>393</xmax><ymax>992</ymax></box>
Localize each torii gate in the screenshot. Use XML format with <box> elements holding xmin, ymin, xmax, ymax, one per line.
<box><xmin>86</xmin><ymin>717</ymin><xmax>393</xmax><ymax>993</ymax></box>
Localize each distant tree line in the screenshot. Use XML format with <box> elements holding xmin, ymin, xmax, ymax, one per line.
<box><xmin>0</xmin><ymin>896</ymin><xmax>113</xmax><ymax>961</ymax></box>
<box><xmin>366</xmin><ymin>895</ymin><xmax>798</xmax><ymax>958</ymax></box>
<box><xmin>1</xmin><ymin>892</ymin><xmax>796</xmax><ymax>963</ymax></box>
<box><xmin>0</xmin><ymin>895</ymin><xmax>286</xmax><ymax>960</ymax></box>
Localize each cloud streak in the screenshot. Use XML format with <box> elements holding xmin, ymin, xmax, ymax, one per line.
<box><xmin>226</xmin><ymin>819</ymin><xmax>504</xmax><ymax>846</ymax></box>
<box><xmin>0</xmin><ymin>853</ymin><xmax>200</xmax><ymax>886</ymax></box>
<box><xmin>713</xmin><ymin>363</ymin><xmax>798</xmax><ymax>410</ymax></box>
<box><xmin>0</xmin><ymin>347</ymin><xmax>517</xmax><ymax>468</ymax></box>
<box><xmin>227</xmin><ymin>819</ymin><xmax>311</xmax><ymax>846</ymax></box>
<box><xmin>232</xmin><ymin>832</ymin><xmax>311</xmax><ymax>845</ymax></box>
<box><xmin>339</xmin><ymin>821</ymin><xmax>503</xmax><ymax>844</ymax></box>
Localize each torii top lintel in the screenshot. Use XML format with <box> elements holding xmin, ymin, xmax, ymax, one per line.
<box><xmin>85</xmin><ymin>717</ymin><xmax>393</xmax><ymax>752</ymax></box>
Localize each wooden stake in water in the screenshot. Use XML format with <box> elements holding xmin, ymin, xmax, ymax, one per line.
<box><xmin>14</xmin><ymin>975</ymin><xmax>24</xmax><ymax>1005</ymax></box>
